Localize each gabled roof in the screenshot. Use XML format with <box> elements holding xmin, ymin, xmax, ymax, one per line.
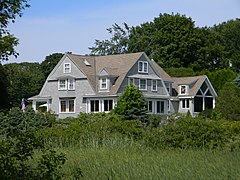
<box><xmin>172</xmin><ymin>75</ymin><xmax>207</xmax><ymax>97</ymax></box>
<box><xmin>67</xmin><ymin>52</ymin><xmax>144</xmax><ymax>95</ymax></box>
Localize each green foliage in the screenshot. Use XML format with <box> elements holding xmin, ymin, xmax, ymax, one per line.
<box><xmin>216</xmin><ymin>82</ymin><xmax>240</xmax><ymax>121</ymax></box>
<box><xmin>212</xmin><ymin>18</ymin><xmax>240</xmax><ymax>71</ymax></box>
<box><xmin>113</xmin><ymin>84</ymin><xmax>148</xmax><ymax>122</ymax></box>
<box><xmin>0</xmin><ymin>0</ymin><xmax>30</xmax><ymax>61</ymax></box>
<box><xmin>0</xmin><ymin>107</ymin><xmax>48</xmax><ymax>137</ymax></box>
<box><xmin>41</xmin><ymin>53</ymin><xmax>64</xmax><ymax>79</ymax></box>
<box><xmin>4</xmin><ymin>62</ymin><xmax>45</xmax><ymax>106</ymax></box>
<box><xmin>164</xmin><ymin>67</ymin><xmax>196</xmax><ymax>77</ymax></box>
<box><xmin>198</xmin><ymin>68</ymin><xmax>237</xmax><ymax>93</ymax></box>
<box><xmin>89</xmin><ymin>23</ymin><xmax>130</xmax><ymax>55</ymax></box>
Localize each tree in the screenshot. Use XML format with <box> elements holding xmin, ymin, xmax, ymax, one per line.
<box><xmin>0</xmin><ymin>64</ymin><xmax>9</xmax><ymax>109</ymax></box>
<box><xmin>41</xmin><ymin>53</ymin><xmax>64</xmax><ymax>79</ymax></box>
<box><xmin>4</xmin><ymin>62</ymin><xmax>45</xmax><ymax>107</ymax></box>
<box><xmin>212</xmin><ymin>19</ymin><xmax>240</xmax><ymax>71</ymax></box>
<box><xmin>128</xmin><ymin>13</ymin><xmax>225</xmax><ymax>71</ymax></box>
<box><xmin>216</xmin><ymin>82</ymin><xmax>240</xmax><ymax>121</ymax></box>
<box><xmin>89</xmin><ymin>23</ymin><xmax>130</xmax><ymax>55</ymax></box>
<box><xmin>113</xmin><ymin>84</ymin><xmax>148</xmax><ymax>122</ymax></box>
<box><xmin>0</xmin><ymin>0</ymin><xmax>30</xmax><ymax>61</ymax></box>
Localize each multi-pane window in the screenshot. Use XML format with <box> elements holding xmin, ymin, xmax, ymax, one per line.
<box><xmin>59</xmin><ymin>80</ymin><xmax>67</xmax><ymax>90</ymax></box>
<box><xmin>138</xmin><ymin>61</ymin><xmax>148</xmax><ymax>73</ymax></box>
<box><xmin>139</xmin><ymin>79</ymin><xmax>147</xmax><ymax>90</ymax></box>
<box><xmin>148</xmin><ymin>101</ymin><xmax>153</xmax><ymax>113</ymax></box>
<box><xmin>64</xmin><ymin>63</ymin><xmax>71</xmax><ymax>73</ymax></box>
<box><xmin>68</xmin><ymin>79</ymin><xmax>75</xmax><ymax>90</ymax></box>
<box><xmin>151</xmin><ymin>80</ymin><xmax>157</xmax><ymax>91</ymax></box>
<box><xmin>104</xmin><ymin>100</ymin><xmax>113</xmax><ymax>112</ymax></box>
<box><xmin>90</xmin><ymin>100</ymin><xmax>99</xmax><ymax>112</ymax></box>
<box><xmin>60</xmin><ymin>99</ymin><xmax>75</xmax><ymax>113</ymax></box>
<box><xmin>156</xmin><ymin>101</ymin><xmax>165</xmax><ymax>114</ymax></box>
<box><xmin>58</xmin><ymin>79</ymin><xmax>75</xmax><ymax>90</ymax></box>
<box><xmin>182</xmin><ymin>99</ymin><xmax>190</xmax><ymax>109</ymax></box>
<box><xmin>129</xmin><ymin>78</ymin><xmax>134</xmax><ymax>85</ymax></box>
<box><xmin>100</xmin><ymin>78</ymin><xmax>108</xmax><ymax>90</ymax></box>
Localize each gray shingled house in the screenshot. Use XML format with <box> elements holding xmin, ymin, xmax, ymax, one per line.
<box><xmin>29</xmin><ymin>52</ymin><xmax>217</xmax><ymax>119</ymax></box>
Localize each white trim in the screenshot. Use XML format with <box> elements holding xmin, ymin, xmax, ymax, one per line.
<box><xmin>58</xmin><ymin>79</ymin><xmax>67</xmax><ymax>90</ymax></box>
<box><xmin>59</xmin><ymin>99</ymin><xmax>75</xmax><ymax>113</ymax></box>
<box><xmin>63</xmin><ymin>63</ymin><xmax>71</xmax><ymax>73</ymax></box>
<box><xmin>100</xmin><ymin>77</ymin><xmax>108</xmax><ymax>90</ymax></box>
<box><xmin>138</xmin><ymin>61</ymin><xmax>148</xmax><ymax>73</ymax></box>
<box><xmin>151</xmin><ymin>79</ymin><xmax>157</xmax><ymax>91</ymax></box>
<box><xmin>139</xmin><ymin>79</ymin><xmax>147</xmax><ymax>90</ymax></box>
<box><xmin>181</xmin><ymin>99</ymin><xmax>190</xmax><ymax>109</ymax></box>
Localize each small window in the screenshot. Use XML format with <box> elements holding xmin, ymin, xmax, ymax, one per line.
<box><xmin>182</xmin><ymin>99</ymin><xmax>190</xmax><ymax>109</ymax></box>
<box><xmin>58</xmin><ymin>80</ymin><xmax>67</xmax><ymax>90</ymax></box>
<box><xmin>139</xmin><ymin>79</ymin><xmax>147</xmax><ymax>90</ymax></box>
<box><xmin>129</xmin><ymin>78</ymin><xmax>134</xmax><ymax>85</ymax></box>
<box><xmin>151</xmin><ymin>80</ymin><xmax>157</xmax><ymax>91</ymax></box>
<box><xmin>64</xmin><ymin>63</ymin><xmax>71</xmax><ymax>73</ymax></box>
<box><xmin>68</xmin><ymin>79</ymin><xmax>75</xmax><ymax>90</ymax></box>
<box><xmin>100</xmin><ymin>78</ymin><xmax>108</xmax><ymax>90</ymax></box>
<box><xmin>138</xmin><ymin>61</ymin><xmax>148</xmax><ymax>73</ymax></box>
<box><xmin>180</xmin><ymin>85</ymin><xmax>186</xmax><ymax>94</ymax></box>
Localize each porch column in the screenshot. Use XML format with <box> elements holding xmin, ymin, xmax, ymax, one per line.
<box><xmin>213</xmin><ymin>98</ymin><xmax>216</xmax><ymax>109</ymax></box>
<box><xmin>32</xmin><ymin>101</ymin><xmax>37</xmax><ymax>111</ymax></box>
<box><xmin>46</xmin><ymin>100</ymin><xmax>50</xmax><ymax>112</ymax></box>
<box><xmin>202</xmin><ymin>97</ymin><xmax>205</xmax><ymax>111</ymax></box>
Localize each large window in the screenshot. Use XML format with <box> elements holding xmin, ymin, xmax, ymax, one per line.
<box><xmin>60</xmin><ymin>99</ymin><xmax>75</xmax><ymax>113</ymax></box>
<box><xmin>156</xmin><ymin>101</ymin><xmax>164</xmax><ymax>114</ymax></box>
<box><xmin>100</xmin><ymin>77</ymin><xmax>108</xmax><ymax>90</ymax></box>
<box><xmin>139</xmin><ymin>79</ymin><xmax>147</xmax><ymax>90</ymax></box>
<box><xmin>58</xmin><ymin>79</ymin><xmax>75</xmax><ymax>90</ymax></box>
<box><xmin>138</xmin><ymin>61</ymin><xmax>148</xmax><ymax>73</ymax></box>
<box><xmin>151</xmin><ymin>80</ymin><xmax>157</xmax><ymax>91</ymax></box>
<box><xmin>90</xmin><ymin>100</ymin><xmax>99</xmax><ymax>112</ymax></box>
<box><xmin>64</xmin><ymin>63</ymin><xmax>71</xmax><ymax>73</ymax></box>
<box><xmin>104</xmin><ymin>100</ymin><xmax>113</xmax><ymax>112</ymax></box>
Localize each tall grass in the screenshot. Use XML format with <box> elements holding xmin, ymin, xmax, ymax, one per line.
<box><xmin>59</xmin><ymin>146</ymin><xmax>240</xmax><ymax>179</ymax></box>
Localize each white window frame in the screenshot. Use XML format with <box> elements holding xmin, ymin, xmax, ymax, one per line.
<box><xmin>128</xmin><ymin>78</ymin><xmax>135</xmax><ymax>85</ymax></box>
<box><xmin>64</xmin><ymin>63</ymin><xmax>71</xmax><ymax>73</ymax></box>
<box><xmin>148</xmin><ymin>100</ymin><xmax>153</xmax><ymax>113</ymax></box>
<box><xmin>156</xmin><ymin>101</ymin><xmax>165</xmax><ymax>114</ymax></box>
<box><xmin>103</xmin><ymin>99</ymin><xmax>113</xmax><ymax>112</ymax></box>
<box><xmin>180</xmin><ymin>85</ymin><xmax>187</xmax><ymax>95</ymax></box>
<box><xmin>138</xmin><ymin>61</ymin><xmax>148</xmax><ymax>73</ymax></box>
<box><xmin>68</xmin><ymin>79</ymin><xmax>75</xmax><ymax>90</ymax></box>
<box><xmin>59</xmin><ymin>99</ymin><xmax>75</xmax><ymax>113</ymax></box>
<box><xmin>100</xmin><ymin>77</ymin><xmax>108</xmax><ymax>90</ymax></box>
<box><xmin>151</xmin><ymin>80</ymin><xmax>157</xmax><ymax>91</ymax></box>
<box><xmin>90</xmin><ymin>100</ymin><xmax>100</xmax><ymax>113</ymax></box>
<box><xmin>139</xmin><ymin>79</ymin><xmax>147</xmax><ymax>90</ymax></box>
<box><xmin>58</xmin><ymin>79</ymin><xmax>67</xmax><ymax>90</ymax></box>
<box><xmin>181</xmin><ymin>99</ymin><xmax>190</xmax><ymax>109</ymax></box>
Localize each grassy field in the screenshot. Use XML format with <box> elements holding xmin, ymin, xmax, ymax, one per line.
<box><xmin>56</xmin><ymin>145</ymin><xmax>240</xmax><ymax>179</ymax></box>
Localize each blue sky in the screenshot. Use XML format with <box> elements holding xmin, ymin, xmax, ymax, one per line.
<box><xmin>7</xmin><ymin>0</ymin><xmax>240</xmax><ymax>63</ymax></box>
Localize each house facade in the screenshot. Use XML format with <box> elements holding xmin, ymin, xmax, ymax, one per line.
<box><xmin>29</xmin><ymin>52</ymin><xmax>217</xmax><ymax>119</ymax></box>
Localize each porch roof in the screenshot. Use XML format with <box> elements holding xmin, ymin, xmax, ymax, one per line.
<box><xmin>28</xmin><ymin>95</ymin><xmax>52</xmax><ymax>101</ymax></box>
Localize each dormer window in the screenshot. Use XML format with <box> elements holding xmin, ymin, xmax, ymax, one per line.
<box><xmin>179</xmin><ymin>85</ymin><xmax>189</xmax><ymax>95</ymax></box>
<box><xmin>138</xmin><ymin>61</ymin><xmax>148</xmax><ymax>73</ymax></box>
<box><xmin>64</xmin><ymin>63</ymin><xmax>71</xmax><ymax>73</ymax></box>
<box><xmin>100</xmin><ymin>77</ymin><xmax>108</xmax><ymax>90</ymax></box>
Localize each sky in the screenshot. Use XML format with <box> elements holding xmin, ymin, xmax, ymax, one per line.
<box><xmin>6</xmin><ymin>0</ymin><xmax>240</xmax><ymax>64</ymax></box>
